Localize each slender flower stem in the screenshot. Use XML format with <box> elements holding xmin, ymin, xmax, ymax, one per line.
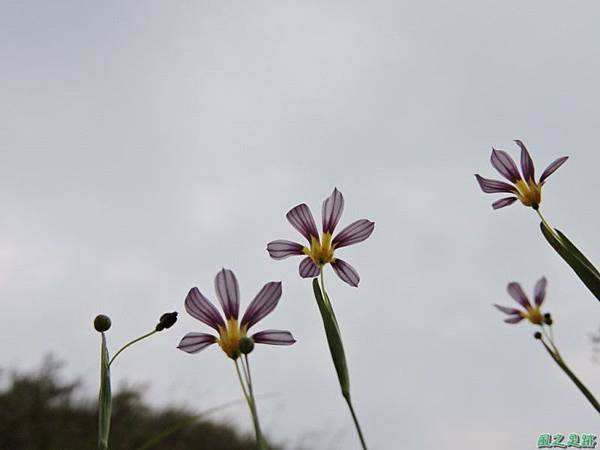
<box><xmin>344</xmin><ymin>395</ymin><xmax>369</xmax><ymax>450</ymax></box>
<box><xmin>108</xmin><ymin>330</ymin><xmax>157</xmax><ymax>367</ymax></box>
<box><xmin>319</xmin><ymin>270</ymin><xmax>332</xmax><ymax>311</ymax></box>
<box><xmin>538</xmin><ymin>334</ymin><xmax>600</xmax><ymax>414</ymax></box>
<box><xmin>235</xmin><ymin>359</ymin><xmax>267</xmax><ymax>450</ymax></box>
<box><xmin>317</xmin><ymin>272</ymin><xmax>368</xmax><ymax>450</ymax></box>
<box><xmin>535</xmin><ymin>208</ymin><xmax>561</xmax><ymax>242</ymax></box>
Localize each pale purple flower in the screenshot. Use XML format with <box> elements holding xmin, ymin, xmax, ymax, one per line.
<box><xmin>267</xmin><ymin>188</ymin><xmax>374</xmax><ymax>287</ymax></box>
<box><xmin>494</xmin><ymin>277</ymin><xmax>547</xmax><ymax>325</ymax></box>
<box><xmin>475</xmin><ymin>140</ymin><xmax>568</xmax><ymax>209</ymax></box>
<box><xmin>177</xmin><ymin>268</ymin><xmax>295</xmax><ymax>358</ymax></box>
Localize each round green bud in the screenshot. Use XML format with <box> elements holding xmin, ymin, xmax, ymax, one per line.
<box><xmin>239</xmin><ymin>336</ymin><xmax>255</xmax><ymax>355</ymax></box>
<box><xmin>94</xmin><ymin>314</ymin><xmax>112</xmax><ymax>332</ymax></box>
<box><xmin>534</xmin><ymin>331</ymin><xmax>542</xmax><ymax>340</ymax></box>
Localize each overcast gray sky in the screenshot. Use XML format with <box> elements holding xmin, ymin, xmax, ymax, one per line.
<box><xmin>2</xmin><ymin>1</ymin><xmax>600</xmax><ymax>449</ymax></box>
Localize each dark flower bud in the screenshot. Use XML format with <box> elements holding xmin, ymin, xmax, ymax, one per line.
<box><xmin>543</xmin><ymin>313</ymin><xmax>553</xmax><ymax>326</ymax></box>
<box><xmin>156</xmin><ymin>311</ymin><xmax>178</xmax><ymax>331</ymax></box>
<box><xmin>534</xmin><ymin>331</ymin><xmax>542</xmax><ymax>340</ymax></box>
<box><xmin>94</xmin><ymin>314</ymin><xmax>112</xmax><ymax>332</ymax></box>
<box><xmin>239</xmin><ymin>336</ymin><xmax>255</xmax><ymax>355</ymax></box>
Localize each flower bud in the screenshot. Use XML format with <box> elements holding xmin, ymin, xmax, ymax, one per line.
<box><xmin>239</xmin><ymin>336</ymin><xmax>255</xmax><ymax>355</ymax></box>
<box><xmin>94</xmin><ymin>314</ymin><xmax>112</xmax><ymax>332</ymax></box>
<box><xmin>156</xmin><ymin>312</ymin><xmax>178</xmax><ymax>331</ymax></box>
<box><xmin>534</xmin><ymin>331</ymin><xmax>542</xmax><ymax>340</ymax></box>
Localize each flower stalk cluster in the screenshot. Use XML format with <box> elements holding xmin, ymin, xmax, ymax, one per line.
<box><xmin>94</xmin><ymin>312</ymin><xmax>178</xmax><ymax>450</ymax></box>
<box><xmin>478</xmin><ymin>140</ymin><xmax>600</xmax><ymax>415</ymax></box>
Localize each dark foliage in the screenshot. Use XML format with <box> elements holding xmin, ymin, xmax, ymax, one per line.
<box><xmin>0</xmin><ymin>359</ymin><xmax>283</xmax><ymax>450</ymax></box>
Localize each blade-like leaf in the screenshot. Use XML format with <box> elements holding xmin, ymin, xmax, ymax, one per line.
<box><xmin>312</xmin><ymin>278</ymin><xmax>350</xmax><ymax>399</ymax></box>
<box><xmin>540</xmin><ymin>222</ymin><xmax>600</xmax><ymax>301</ymax></box>
<box><xmin>98</xmin><ymin>333</ymin><xmax>112</xmax><ymax>450</ymax></box>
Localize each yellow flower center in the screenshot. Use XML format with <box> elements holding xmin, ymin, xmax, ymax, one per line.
<box><xmin>515</xmin><ymin>179</ymin><xmax>542</xmax><ymax>208</ymax></box>
<box><xmin>217</xmin><ymin>319</ymin><xmax>248</xmax><ymax>358</ymax></box>
<box><xmin>303</xmin><ymin>232</ymin><xmax>336</xmax><ymax>267</ymax></box>
<box><xmin>521</xmin><ymin>305</ymin><xmax>544</xmax><ymax>325</ymax></box>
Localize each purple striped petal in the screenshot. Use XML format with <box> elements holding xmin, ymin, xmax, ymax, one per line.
<box><xmin>299</xmin><ymin>257</ymin><xmax>319</xmax><ymax>278</ymax></box>
<box><xmin>491</xmin><ymin>149</ymin><xmax>521</xmax><ymax>183</ymax></box>
<box><xmin>475</xmin><ymin>175</ymin><xmax>517</xmax><ymax>194</ymax></box>
<box><xmin>332</xmin><ymin>219</ymin><xmax>375</xmax><ymax>249</ymax></box>
<box><xmin>267</xmin><ymin>240</ymin><xmax>305</xmax><ymax>260</ymax></box>
<box><xmin>286</xmin><ymin>203</ymin><xmax>319</xmax><ymax>243</ymax></box>
<box><xmin>331</xmin><ymin>258</ymin><xmax>360</xmax><ymax>287</ymax></box>
<box><xmin>515</xmin><ymin>140</ymin><xmax>535</xmax><ymax>182</ymax></box>
<box><xmin>185</xmin><ymin>287</ymin><xmax>225</xmax><ymax>331</ymax></box>
<box><xmin>322</xmin><ymin>187</ymin><xmax>345</xmax><ymax>234</ymax></box>
<box><xmin>214</xmin><ymin>269</ymin><xmax>240</xmax><ymax>320</ymax></box>
<box><xmin>494</xmin><ymin>304</ymin><xmax>522</xmax><ymax>315</ymax></box>
<box><xmin>492</xmin><ymin>197</ymin><xmax>518</xmax><ymax>209</ymax></box>
<box><xmin>504</xmin><ymin>315</ymin><xmax>524</xmax><ymax>324</ymax></box>
<box><xmin>539</xmin><ymin>156</ymin><xmax>569</xmax><ymax>183</ymax></box>
<box><xmin>241</xmin><ymin>281</ymin><xmax>282</xmax><ymax>330</ymax></box>
<box><xmin>507</xmin><ymin>282</ymin><xmax>532</xmax><ymax>308</ymax></box>
<box><xmin>534</xmin><ymin>277</ymin><xmax>547</xmax><ymax>306</ymax></box>
<box><xmin>177</xmin><ymin>332</ymin><xmax>217</xmax><ymax>354</ymax></box>
<box><xmin>252</xmin><ymin>329</ymin><xmax>296</xmax><ymax>345</ymax></box>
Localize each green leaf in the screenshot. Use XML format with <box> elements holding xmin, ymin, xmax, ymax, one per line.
<box><xmin>540</xmin><ymin>222</ymin><xmax>600</xmax><ymax>301</ymax></box>
<box><xmin>312</xmin><ymin>278</ymin><xmax>350</xmax><ymax>399</ymax></box>
<box><xmin>98</xmin><ymin>333</ymin><xmax>112</xmax><ymax>450</ymax></box>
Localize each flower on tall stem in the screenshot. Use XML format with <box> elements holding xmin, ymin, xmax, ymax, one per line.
<box><xmin>475</xmin><ymin>140</ymin><xmax>568</xmax><ymax>210</ymax></box>
<box><xmin>494</xmin><ymin>277</ymin><xmax>600</xmax><ymax>414</ymax></box>
<box><xmin>268</xmin><ymin>188</ymin><xmax>372</xmax><ymax>450</ymax></box>
<box><xmin>177</xmin><ymin>268</ymin><xmax>295</xmax><ymax>450</ymax></box>
<box><xmin>267</xmin><ymin>187</ymin><xmax>374</xmax><ymax>287</ymax></box>
<box><xmin>475</xmin><ymin>140</ymin><xmax>600</xmax><ymax>303</ymax></box>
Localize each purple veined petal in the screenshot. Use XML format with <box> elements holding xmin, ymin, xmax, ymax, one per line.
<box><xmin>185</xmin><ymin>287</ymin><xmax>226</xmax><ymax>331</ymax></box>
<box><xmin>177</xmin><ymin>332</ymin><xmax>217</xmax><ymax>354</ymax></box>
<box><xmin>504</xmin><ymin>315</ymin><xmax>524</xmax><ymax>324</ymax></box>
<box><xmin>475</xmin><ymin>175</ymin><xmax>517</xmax><ymax>194</ymax></box>
<box><xmin>322</xmin><ymin>187</ymin><xmax>345</xmax><ymax>234</ymax></box>
<box><xmin>266</xmin><ymin>240</ymin><xmax>305</xmax><ymax>260</ymax></box>
<box><xmin>299</xmin><ymin>257</ymin><xmax>320</xmax><ymax>278</ymax></box>
<box><xmin>539</xmin><ymin>156</ymin><xmax>569</xmax><ymax>183</ymax></box>
<box><xmin>241</xmin><ymin>281</ymin><xmax>283</xmax><ymax>330</ymax></box>
<box><xmin>214</xmin><ymin>268</ymin><xmax>240</xmax><ymax>320</ymax></box>
<box><xmin>286</xmin><ymin>203</ymin><xmax>320</xmax><ymax>243</ymax></box>
<box><xmin>491</xmin><ymin>148</ymin><xmax>522</xmax><ymax>183</ymax></box>
<box><xmin>493</xmin><ymin>304</ymin><xmax>523</xmax><ymax>315</ymax></box>
<box><xmin>332</xmin><ymin>219</ymin><xmax>375</xmax><ymax>249</ymax></box>
<box><xmin>252</xmin><ymin>329</ymin><xmax>296</xmax><ymax>345</ymax></box>
<box><xmin>515</xmin><ymin>140</ymin><xmax>535</xmax><ymax>182</ymax></box>
<box><xmin>331</xmin><ymin>258</ymin><xmax>360</xmax><ymax>287</ymax></box>
<box><xmin>492</xmin><ymin>197</ymin><xmax>518</xmax><ymax>209</ymax></box>
<box><xmin>534</xmin><ymin>277</ymin><xmax>547</xmax><ymax>306</ymax></box>
<box><xmin>507</xmin><ymin>282</ymin><xmax>532</xmax><ymax>308</ymax></box>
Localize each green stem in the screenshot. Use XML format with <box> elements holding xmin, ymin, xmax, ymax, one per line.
<box><xmin>344</xmin><ymin>395</ymin><xmax>369</xmax><ymax>450</ymax></box>
<box><xmin>320</xmin><ymin>270</ymin><xmax>332</xmax><ymax>310</ymax></box>
<box><xmin>109</xmin><ymin>330</ymin><xmax>157</xmax><ymax>367</ymax></box>
<box><xmin>235</xmin><ymin>359</ymin><xmax>267</xmax><ymax>450</ymax></box>
<box><xmin>318</xmin><ymin>272</ymin><xmax>368</xmax><ymax>450</ymax></box>
<box><xmin>538</xmin><ymin>336</ymin><xmax>600</xmax><ymax>413</ymax></box>
<box><xmin>535</xmin><ymin>208</ymin><xmax>561</xmax><ymax>243</ymax></box>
